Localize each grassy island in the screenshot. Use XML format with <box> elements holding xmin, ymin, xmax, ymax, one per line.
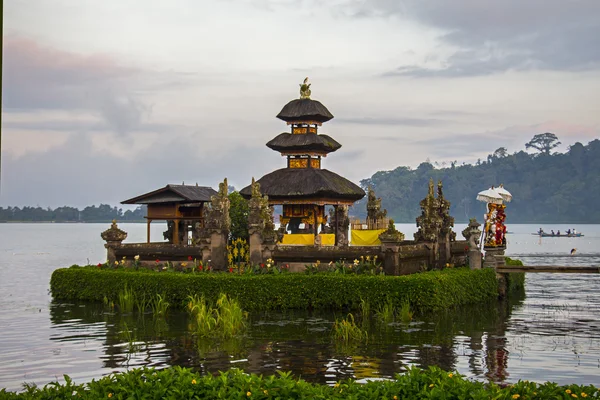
<box><xmin>51</xmin><ymin>266</ymin><xmax>501</xmax><ymax>312</ymax></box>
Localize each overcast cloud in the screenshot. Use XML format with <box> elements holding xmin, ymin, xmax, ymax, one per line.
<box><xmin>2</xmin><ymin>1</ymin><xmax>600</xmax><ymax>208</ymax></box>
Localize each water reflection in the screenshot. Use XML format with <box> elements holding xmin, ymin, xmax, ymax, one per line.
<box><xmin>48</xmin><ymin>291</ymin><xmax>526</xmax><ymax>386</ymax></box>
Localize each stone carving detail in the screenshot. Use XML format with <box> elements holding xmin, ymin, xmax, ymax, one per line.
<box><xmin>414</xmin><ymin>179</ymin><xmax>456</xmax><ymax>242</ymax></box>
<box><xmin>101</xmin><ymin>220</ymin><xmax>127</xmax><ymax>244</ymax></box>
<box><xmin>462</xmin><ymin>218</ymin><xmax>482</xmax><ymax>250</ymax></box>
<box><xmin>366</xmin><ymin>187</ymin><xmax>387</xmax><ymax>221</ymax></box>
<box><xmin>437</xmin><ymin>181</ymin><xmax>456</xmax><ymax>241</ymax></box>
<box><xmin>204</xmin><ymin>178</ymin><xmax>231</xmax><ymax>233</ymax></box>
<box><xmin>414</xmin><ymin>179</ymin><xmax>443</xmax><ymax>242</ymax></box>
<box><xmin>379</xmin><ymin>219</ymin><xmax>405</xmax><ymax>242</ymax></box>
<box><xmin>248</xmin><ymin>178</ymin><xmax>278</xmax><ymax>243</ymax></box>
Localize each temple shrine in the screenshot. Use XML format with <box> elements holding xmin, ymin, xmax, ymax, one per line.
<box><xmin>240</xmin><ymin>78</ymin><xmax>365</xmax><ymax>246</ymax></box>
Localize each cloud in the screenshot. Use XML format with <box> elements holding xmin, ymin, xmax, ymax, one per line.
<box><xmin>0</xmin><ymin>132</ymin><xmax>273</xmax><ymax>208</ymax></box>
<box><xmin>347</xmin><ymin>0</ymin><xmax>600</xmax><ymax>76</ymax></box>
<box><xmin>334</xmin><ymin>116</ymin><xmax>449</xmax><ymax>127</ymax></box>
<box><xmin>409</xmin><ymin>121</ymin><xmax>600</xmax><ymax>160</ymax></box>
<box><xmin>2</xmin><ymin>35</ymin><xmax>155</xmax><ymax>135</ymax></box>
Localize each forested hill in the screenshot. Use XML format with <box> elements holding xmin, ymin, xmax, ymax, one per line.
<box><xmin>352</xmin><ymin>136</ymin><xmax>600</xmax><ymax>224</ymax></box>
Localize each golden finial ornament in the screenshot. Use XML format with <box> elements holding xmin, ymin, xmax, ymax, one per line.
<box><xmin>299</xmin><ymin>77</ymin><xmax>311</xmax><ymax>99</ymax></box>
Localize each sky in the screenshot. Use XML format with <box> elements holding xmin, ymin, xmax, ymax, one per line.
<box><xmin>2</xmin><ymin>0</ymin><xmax>600</xmax><ymax>208</ymax></box>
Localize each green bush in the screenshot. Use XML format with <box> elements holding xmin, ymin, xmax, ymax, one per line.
<box><xmin>50</xmin><ymin>266</ymin><xmax>499</xmax><ymax>312</ymax></box>
<box><xmin>2</xmin><ymin>366</ymin><xmax>598</xmax><ymax>399</ymax></box>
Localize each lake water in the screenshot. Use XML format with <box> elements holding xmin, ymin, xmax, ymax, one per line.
<box><xmin>1</xmin><ymin>223</ymin><xmax>599</xmax><ymax>391</ymax></box>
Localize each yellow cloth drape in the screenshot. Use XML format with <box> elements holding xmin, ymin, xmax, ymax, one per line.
<box><xmin>320</xmin><ymin>234</ymin><xmax>335</xmax><ymax>246</ymax></box>
<box><xmin>351</xmin><ymin>229</ymin><xmax>386</xmax><ymax>246</ymax></box>
<box><xmin>281</xmin><ymin>234</ymin><xmax>314</xmax><ymax>245</ymax></box>
<box><xmin>279</xmin><ymin>234</ymin><xmax>336</xmax><ymax>246</ymax></box>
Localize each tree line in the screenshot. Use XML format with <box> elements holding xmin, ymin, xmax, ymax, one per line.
<box><xmin>0</xmin><ymin>204</ymin><xmax>147</xmax><ymax>223</ymax></box>
<box><xmin>4</xmin><ymin>133</ymin><xmax>598</xmax><ymax>224</ymax></box>
<box><xmin>352</xmin><ymin>133</ymin><xmax>600</xmax><ymax>223</ymax></box>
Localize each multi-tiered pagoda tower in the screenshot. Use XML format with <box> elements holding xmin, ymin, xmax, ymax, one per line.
<box><xmin>240</xmin><ymin>79</ymin><xmax>365</xmax><ymax>246</ymax></box>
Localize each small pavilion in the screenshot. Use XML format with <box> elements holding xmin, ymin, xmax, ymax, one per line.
<box><xmin>240</xmin><ymin>79</ymin><xmax>365</xmax><ymax>246</ymax></box>
<box><xmin>122</xmin><ymin>184</ymin><xmax>217</xmax><ymax>244</ymax></box>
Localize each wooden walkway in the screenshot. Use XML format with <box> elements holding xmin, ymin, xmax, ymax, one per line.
<box><xmin>497</xmin><ymin>265</ymin><xmax>600</xmax><ymax>273</ymax></box>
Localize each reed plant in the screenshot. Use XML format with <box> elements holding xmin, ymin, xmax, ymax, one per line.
<box><xmin>399</xmin><ymin>300</ymin><xmax>413</xmax><ymax>323</ymax></box>
<box><xmin>359</xmin><ymin>298</ymin><xmax>370</xmax><ymax>319</ymax></box>
<box><xmin>375</xmin><ymin>299</ymin><xmax>395</xmax><ymax>324</ymax></box>
<box><xmin>187</xmin><ymin>293</ymin><xmax>248</xmax><ymax>338</ymax></box>
<box><xmin>117</xmin><ymin>286</ymin><xmax>136</xmax><ymax>313</ymax></box>
<box><xmin>150</xmin><ymin>294</ymin><xmax>170</xmax><ymax>317</ymax></box>
<box><xmin>187</xmin><ymin>295</ymin><xmax>218</xmax><ymax>337</ymax></box>
<box><xmin>135</xmin><ymin>293</ymin><xmax>151</xmax><ymax>314</ymax></box>
<box><xmin>215</xmin><ymin>293</ymin><xmax>247</xmax><ymax>338</ymax></box>
<box><xmin>332</xmin><ymin>313</ymin><xmax>368</xmax><ymax>343</ymax></box>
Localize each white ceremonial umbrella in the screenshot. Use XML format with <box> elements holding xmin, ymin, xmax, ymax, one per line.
<box><xmin>495</xmin><ymin>184</ymin><xmax>512</xmax><ymax>203</ymax></box>
<box><xmin>476</xmin><ymin>188</ymin><xmax>503</xmax><ymax>204</ymax></box>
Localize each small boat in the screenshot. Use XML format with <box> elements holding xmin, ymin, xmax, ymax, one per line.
<box><xmin>531</xmin><ymin>233</ymin><xmax>584</xmax><ymax>238</ymax></box>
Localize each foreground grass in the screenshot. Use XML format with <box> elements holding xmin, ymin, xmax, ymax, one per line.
<box><xmin>1</xmin><ymin>366</ymin><xmax>598</xmax><ymax>399</ymax></box>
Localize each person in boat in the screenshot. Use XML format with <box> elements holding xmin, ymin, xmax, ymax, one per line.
<box><xmin>538</xmin><ymin>228</ymin><xmax>544</xmax><ymax>235</ymax></box>
<box><xmin>567</xmin><ymin>229</ymin><xmax>571</xmax><ymax>235</ymax></box>
<box><xmin>573</xmin><ymin>228</ymin><xmax>577</xmax><ymax>235</ymax></box>
<box><xmin>551</xmin><ymin>230</ymin><xmax>555</xmax><ymax>236</ymax></box>
<box><xmin>557</xmin><ymin>230</ymin><xmax>561</xmax><ymax>236</ymax></box>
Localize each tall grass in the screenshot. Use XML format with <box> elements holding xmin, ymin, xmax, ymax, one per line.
<box><xmin>150</xmin><ymin>294</ymin><xmax>170</xmax><ymax>317</ymax></box>
<box><xmin>375</xmin><ymin>299</ymin><xmax>395</xmax><ymax>323</ymax></box>
<box><xmin>117</xmin><ymin>286</ymin><xmax>135</xmax><ymax>313</ymax></box>
<box><xmin>399</xmin><ymin>300</ymin><xmax>413</xmax><ymax>323</ymax></box>
<box><xmin>187</xmin><ymin>293</ymin><xmax>248</xmax><ymax>338</ymax></box>
<box><xmin>332</xmin><ymin>313</ymin><xmax>368</xmax><ymax>343</ymax></box>
<box><xmin>135</xmin><ymin>293</ymin><xmax>151</xmax><ymax>314</ymax></box>
<box><xmin>359</xmin><ymin>298</ymin><xmax>370</xmax><ymax>320</ymax></box>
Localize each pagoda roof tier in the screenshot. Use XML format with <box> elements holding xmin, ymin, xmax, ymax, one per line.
<box><xmin>240</xmin><ymin>168</ymin><xmax>365</xmax><ymax>203</ymax></box>
<box><xmin>266</xmin><ymin>132</ymin><xmax>341</xmax><ymax>154</ymax></box>
<box><xmin>122</xmin><ymin>184</ymin><xmax>217</xmax><ymax>205</ymax></box>
<box><xmin>276</xmin><ymin>98</ymin><xmax>334</xmax><ymax>124</ymax></box>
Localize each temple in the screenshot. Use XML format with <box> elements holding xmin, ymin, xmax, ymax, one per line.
<box><xmin>240</xmin><ymin>78</ymin><xmax>365</xmax><ymax>246</ymax></box>
<box><xmin>101</xmin><ymin>79</ymin><xmax>486</xmax><ymax>274</ymax></box>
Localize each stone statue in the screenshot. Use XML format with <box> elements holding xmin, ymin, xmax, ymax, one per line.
<box><xmin>299</xmin><ymin>77</ymin><xmax>311</xmax><ymax>99</ymax></box>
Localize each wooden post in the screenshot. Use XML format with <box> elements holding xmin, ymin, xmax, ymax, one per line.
<box><xmin>147</xmin><ymin>219</ymin><xmax>151</xmax><ymax>243</ymax></box>
<box><xmin>333</xmin><ymin>205</ymin><xmax>338</xmax><ymax>246</ymax></box>
<box><xmin>173</xmin><ymin>219</ymin><xmax>179</xmax><ymax>245</ymax></box>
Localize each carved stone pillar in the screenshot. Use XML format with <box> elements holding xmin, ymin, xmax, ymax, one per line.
<box><xmin>379</xmin><ymin>220</ymin><xmax>405</xmax><ymax>275</ymax></box>
<box><xmin>201</xmin><ymin>178</ymin><xmax>230</xmax><ymax>271</ymax></box>
<box><xmin>101</xmin><ymin>220</ymin><xmax>128</xmax><ymax>265</ymax></box>
<box><xmin>247</xmin><ymin>178</ymin><xmax>277</xmax><ymax>265</ymax></box>
<box><xmin>483</xmin><ymin>247</ymin><xmax>505</xmax><ymax>269</ymax></box>
<box><xmin>462</xmin><ymin>218</ymin><xmax>483</xmax><ymax>270</ymax></box>
<box><xmin>334</xmin><ymin>205</ymin><xmax>349</xmax><ymax>247</ymax></box>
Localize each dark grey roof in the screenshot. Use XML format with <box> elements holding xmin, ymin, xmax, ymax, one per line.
<box><xmin>239</xmin><ymin>168</ymin><xmax>365</xmax><ymax>202</ymax></box>
<box><xmin>122</xmin><ymin>184</ymin><xmax>218</xmax><ymax>205</ymax></box>
<box><xmin>276</xmin><ymin>99</ymin><xmax>334</xmax><ymax>123</ymax></box>
<box><xmin>266</xmin><ymin>132</ymin><xmax>341</xmax><ymax>154</ymax></box>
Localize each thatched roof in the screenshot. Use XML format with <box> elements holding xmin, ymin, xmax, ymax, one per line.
<box><xmin>276</xmin><ymin>98</ymin><xmax>334</xmax><ymax>123</ymax></box>
<box><xmin>122</xmin><ymin>184</ymin><xmax>217</xmax><ymax>205</ymax></box>
<box><xmin>266</xmin><ymin>132</ymin><xmax>341</xmax><ymax>154</ymax></box>
<box><xmin>239</xmin><ymin>168</ymin><xmax>365</xmax><ymax>202</ymax></box>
